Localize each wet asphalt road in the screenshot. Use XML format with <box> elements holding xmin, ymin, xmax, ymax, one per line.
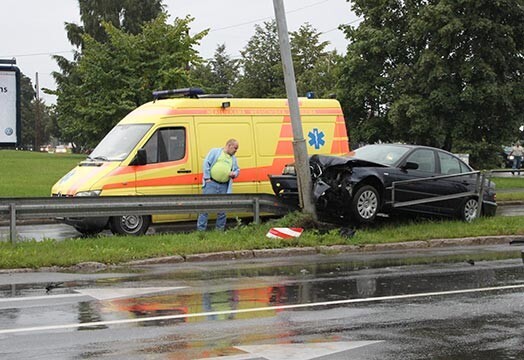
<box><xmin>0</xmin><ymin>247</ymin><xmax>523</xmax><ymax>359</ymax></box>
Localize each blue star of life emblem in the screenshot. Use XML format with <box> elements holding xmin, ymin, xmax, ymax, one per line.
<box><xmin>308</xmin><ymin>128</ymin><xmax>325</xmax><ymax>149</ymax></box>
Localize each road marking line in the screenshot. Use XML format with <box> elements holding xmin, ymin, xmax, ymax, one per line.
<box><xmin>0</xmin><ymin>293</ymin><xmax>87</xmax><ymax>303</ymax></box>
<box><xmin>1</xmin><ymin>284</ymin><xmax>523</xmax><ymax>335</ymax></box>
<box><xmin>0</xmin><ymin>287</ymin><xmax>187</xmax><ymax>303</ymax></box>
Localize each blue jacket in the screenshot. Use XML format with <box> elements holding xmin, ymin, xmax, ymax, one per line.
<box><xmin>202</xmin><ymin>148</ymin><xmax>240</xmax><ymax>193</ymax></box>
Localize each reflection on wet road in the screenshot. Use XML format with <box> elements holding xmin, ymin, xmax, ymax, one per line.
<box><xmin>0</xmin><ymin>253</ymin><xmax>523</xmax><ymax>359</ymax></box>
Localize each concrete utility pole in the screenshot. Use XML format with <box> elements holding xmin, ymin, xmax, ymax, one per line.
<box><xmin>272</xmin><ymin>0</ymin><xmax>317</xmax><ymax>219</ymax></box>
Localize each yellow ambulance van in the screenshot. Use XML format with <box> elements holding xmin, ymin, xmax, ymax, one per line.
<box><xmin>51</xmin><ymin>88</ymin><xmax>349</xmax><ymax>235</ymax></box>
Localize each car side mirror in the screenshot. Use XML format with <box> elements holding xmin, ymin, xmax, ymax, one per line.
<box><xmin>403</xmin><ymin>161</ymin><xmax>419</xmax><ymax>170</ymax></box>
<box><xmin>131</xmin><ymin>149</ymin><xmax>147</xmax><ymax>166</ymax></box>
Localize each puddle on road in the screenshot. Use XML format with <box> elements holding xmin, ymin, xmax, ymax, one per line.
<box><xmin>1</xmin><ymin>256</ymin><xmax>523</xmax><ymax>333</ymax></box>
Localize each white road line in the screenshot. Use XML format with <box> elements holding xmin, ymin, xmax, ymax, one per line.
<box><xmin>0</xmin><ymin>287</ymin><xmax>187</xmax><ymax>303</ymax></box>
<box><xmin>1</xmin><ymin>284</ymin><xmax>523</xmax><ymax>335</ymax></box>
<box><xmin>0</xmin><ymin>293</ymin><xmax>87</xmax><ymax>303</ymax></box>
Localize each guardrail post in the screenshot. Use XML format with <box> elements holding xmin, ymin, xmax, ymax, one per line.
<box><xmin>477</xmin><ymin>172</ymin><xmax>486</xmax><ymax>219</ymax></box>
<box><xmin>253</xmin><ymin>198</ymin><xmax>260</xmax><ymax>225</ymax></box>
<box><xmin>9</xmin><ymin>203</ymin><xmax>17</xmax><ymax>244</ymax></box>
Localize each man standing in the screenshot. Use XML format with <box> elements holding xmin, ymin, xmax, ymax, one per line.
<box><xmin>197</xmin><ymin>139</ymin><xmax>240</xmax><ymax>231</ymax></box>
<box><xmin>510</xmin><ymin>141</ymin><xmax>523</xmax><ymax>175</ymax></box>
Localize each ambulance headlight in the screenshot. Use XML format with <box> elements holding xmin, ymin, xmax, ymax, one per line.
<box><xmin>75</xmin><ymin>190</ymin><xmax>101</xmax><ymax>197</ymax></box>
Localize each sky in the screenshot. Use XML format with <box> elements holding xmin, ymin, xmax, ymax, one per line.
<box><xmin>0</xmin><ymin>0</ymin><xmax>359</xmax><ymax>104</ymax></box>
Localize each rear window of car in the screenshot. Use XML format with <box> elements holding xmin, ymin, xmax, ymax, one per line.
<box><xmin>438</xmin><ymin>151</ymin><xmax>472</xmax><ymax>175</ymax></box>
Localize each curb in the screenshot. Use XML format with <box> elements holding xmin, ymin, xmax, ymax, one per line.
<box><xmin>121</xmin><ymin>234</ymin><xmax>524</xmax><ymax>267</ymax></box>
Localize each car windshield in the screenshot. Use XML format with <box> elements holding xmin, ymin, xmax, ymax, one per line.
<box><xmin>352</xmin><ymin>144</ymin><xmax>410</xmax><ymax>166</ymax></box>
<box><xmin>88</xmin><ymin>124</ymin><xmax>152</xmax><ymax>161</ymax></box>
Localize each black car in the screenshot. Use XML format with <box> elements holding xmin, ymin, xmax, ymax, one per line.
<box><xmin>269</xmin><ymin>144</ymin><xmax>497</xmax><ymax>224</ymax></box>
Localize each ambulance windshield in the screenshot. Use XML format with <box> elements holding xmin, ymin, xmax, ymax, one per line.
<box><xmin>88</xmin><ymin>124</ymin><xmax>152</xmax><ymax>161</ymax></box>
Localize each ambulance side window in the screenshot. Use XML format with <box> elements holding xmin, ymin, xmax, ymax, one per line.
<box><xmin>143</xmin><ymin>127</ymin><xmax>186</xmax><ymax>163</ymax></box>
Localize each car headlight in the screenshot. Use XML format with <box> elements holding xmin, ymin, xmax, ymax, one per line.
<box><xmin>509</xmin><ymin>155</ymin><xmax>515</xmax><ymax>160</ymax></box>
<box><xmin>282</xmin><ymin>165</ymin><xmax>296</xmax><ymax>176</ymax></box>
<box><xmin>75</xmin><ymin>190</ymin><xmax>101</xmax><ymax>197</ymax></box>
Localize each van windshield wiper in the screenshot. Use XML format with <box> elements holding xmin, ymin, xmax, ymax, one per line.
<box><xmin>92</xmin><ymin>156</ymin><xmax>109</xmax><ymax>161</ymax></box>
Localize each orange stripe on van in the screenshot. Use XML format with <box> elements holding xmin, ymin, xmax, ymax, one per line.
<box><xmin>334</xmin><ymin>122</ymin><xmax>348</xmax><ymax>137</ymax></box>
<box><xmin>129</xmin><ymin>107</ymin><xmax>343</xmax><ymax>118</ymax></box>
<box><xmin>279</xmin><ymin>123</ymin><xmax>292</xmax><ymax>137</ymax></box>
<box><xmin>102</xmin><ymin>173</ymin><xmax>198</xmax><ymax>190</ymax></box>
<box><xmin>330</xmin><ymin>140</ymin><xmax>350</xmax><ymax>154</ymax></box>
<box><xmin>276</xmin><ymin>141</ymin><xmax>294</xmax><ymax>155</ymax></box>
<box><xmin>102</xmin><ymin>157</ymin><xmax>294</xmax><ymax>191</ymax></box>
<box><xmin>68</xmin><ymin>163</ymin><xmax>111</xmax><ymax>195</ymax></box>
<box><xmin>109</xmin><ymin>156</ymin><xmax>189</xmax><ymax>176</ymax></box>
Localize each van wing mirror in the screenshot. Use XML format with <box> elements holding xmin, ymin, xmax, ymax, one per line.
<box><xmin>131</xmin><ymin>149</ymin><xmax>147</xmax><ymax>166</ymax></box>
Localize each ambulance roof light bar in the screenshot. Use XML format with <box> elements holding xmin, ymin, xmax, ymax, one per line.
<box><xmin>152</xmin><ymin>87</ymin><xmax>204</xmax><ymax>100</ymax></box>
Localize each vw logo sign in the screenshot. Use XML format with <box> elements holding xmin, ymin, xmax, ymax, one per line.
<box><xmin>4</xmin><ymin>127</ymin><xmax>13</xmax><ymax>136</ymax></box>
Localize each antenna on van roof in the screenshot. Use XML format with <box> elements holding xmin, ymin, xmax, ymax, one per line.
<box><xmin>152</xmin><ymin>87</ymin><xmax>204</xmax><ymax>100</ymax></box>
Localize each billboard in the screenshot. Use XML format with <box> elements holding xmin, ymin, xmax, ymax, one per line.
<box><xmin>0</xmin><ymin>64</ymin><xmax>20</xmax><ymax>147</ymax></box>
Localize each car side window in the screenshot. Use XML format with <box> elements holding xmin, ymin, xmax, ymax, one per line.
<box><xmin>143</xmin><ymin>127</ymin><xmax>186</xmax><ymax>164</ymax></box>
<box><xmin>406</xmin><ymin>149</ymin><xmax>435</xmax><ymax>173</ymax></box>
<box><xmin>438</xmin><ymin>152</ymin><xmax>462</xmax><ymax>175</ymax></box>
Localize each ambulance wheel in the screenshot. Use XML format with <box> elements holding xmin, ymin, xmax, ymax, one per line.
<box><xmin>109</xmin><ymin>215</ymin><xmax>151</xmax><ymax>236</ymax></box>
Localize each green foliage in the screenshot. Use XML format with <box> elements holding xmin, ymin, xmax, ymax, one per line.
<box><xmin>233</xmin><ymin>21</ymin><xmax>342</xmax><ymax>99</ymax></box>
<box><xmin>339</xmin><ymin>0</ymin><xmax>524</xmax><ymax>157</ymax></box>
<box><xmin>291</xmin><ymin>23</ymin><xmax>342</xmax><ymax>98</ymax></box>
<box><xmin>234</xmin><ymin>21</ymin><xmax>285</xmax><ymax>98</ymax></box>
<box><xmin>64</xmin><ymin>0</ymin><xmax>164</xmax><ymax>48</ymax></box>
<box><xmin>19</xmin><ymin>74</ymin><xmax>58</xmax><ymax>150</ymax></box>
<box><xmin>191</xmin><ymin>44</ymin><xmax>239</xmax><ymax>94</ymax></box>
<box><xmin>19</xmin><ymin>74</ymin><xmax>36</xmax><ymax>148</ymax></box>
<box><xmin>54</xmin><ymin>14</ymin><xmax>207</xmax><ymax>149</ymax></box>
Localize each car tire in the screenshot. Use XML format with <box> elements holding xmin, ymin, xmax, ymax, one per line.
<box><xmin>459</xmin><ymin>197</ymin><xmax>479</xmax><ymax>222</ymax></box>
<box><xmin>351</xmin><ymin>185</ymin><xmax>380</xmax><ymax>223</ymax></box>
<box><xmin>109</xmin><ymin>215</ymin><xmax>151</xmax><ymax>236</ymax></box>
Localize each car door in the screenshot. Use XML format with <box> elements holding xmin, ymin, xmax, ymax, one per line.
<box><xmin>436</xmin><ymin>150</ymin><xmax>476</xmax><ymax>215</ymax></box>
<box><xmin>390</xmin><ymin>148</ymin><xmax>451</xmax><ymax>215</ymax></box>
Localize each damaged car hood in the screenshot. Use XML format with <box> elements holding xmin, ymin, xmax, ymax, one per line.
<box><xmin>310</xmin><ymin>154</ymin><xmax>388</xmax><ymax>170</ymax></box>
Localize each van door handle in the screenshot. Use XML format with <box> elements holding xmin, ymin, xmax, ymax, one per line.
<box><xmin>177</xmin><ymin>169</ymin><xmax>192</xmax><ymax>173</ymax></box>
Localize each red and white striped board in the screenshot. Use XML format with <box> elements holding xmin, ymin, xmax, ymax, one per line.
<box><xmin>266</xmin><ymin>227</ymin><xmax>304</xmax><ymax>239</ymax></box>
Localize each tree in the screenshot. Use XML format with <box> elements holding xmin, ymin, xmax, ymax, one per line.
<box><xmin>290</xmin><ymin>23</ymin><xmax>342</xmax><ymax>98</ymax></box>
<box><xmin>338</xmin><ymin>0</ymin><xmax>524</xmax><ymax>167</ymax></box>
<box><xmin>234</xmin><ymin>21</ymin><xmax>284</xmax><ymax>98</ymax></box>
<box><xmin>64</xmin><ymin>0</ymin><xmax>164</xmax><ymax>48</ymax></box>
<box><xmin>49</xmin><ymin>0</ymin><xmax>165</xmax><ymax>151</ymax></box>
<box><xmin>191</xmin><ymin>44</ymin><xmax>239</xmax><ymax>94</ymax></box>
<box><xmin>19</xmin><ymin>74</ymin><xmax>58</xmax><ymax>150</ymax></box>
<box><xmin>234</xmin><ymin>21</ymin><xmax>341</xmax><ymax>99</ymax></box>
<box><xmin>19</xmin><ymin>74</ymin><xmax>36</xmax><ymax>148</ymax></box>
<box><xmin>53</xmin><ymin>15</ymin><xmax>206</xmax><ymax>150</ymax></box>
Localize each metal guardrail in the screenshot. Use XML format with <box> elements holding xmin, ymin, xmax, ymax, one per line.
<box><xmin>388</xmin><ymin>171</ymin><xmax>486</xmax><ymax>210</ymax></box>
<box><xmin>0</xmin><ymin>194</ymin><xmax>297</xmax><ymax>243</ymax></box>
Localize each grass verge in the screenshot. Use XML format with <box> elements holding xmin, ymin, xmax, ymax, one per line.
<box><xmin>0</xmin><ymin>150</ymin><xmax>85</xmax><ymax>197</ymax></box>
<box><xmin>1</xmin><ymin>214</ymin><xmax>523</xmax><ymax>269</ymax></box>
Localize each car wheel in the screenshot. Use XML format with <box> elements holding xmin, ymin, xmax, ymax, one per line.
<box><xmin>351</xmin><ymin>185</ymin><xmax>380</xmax><ymax>223</ymax></box>
<box><xmin>109</xmin><ymin>215</ymin><xmax>151</xmax><ymax>236</ymax></box>
<box><xmin>460</xmin><ymin>198</ymin><xmax>479</xmax><ymax>222</ymax></box>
